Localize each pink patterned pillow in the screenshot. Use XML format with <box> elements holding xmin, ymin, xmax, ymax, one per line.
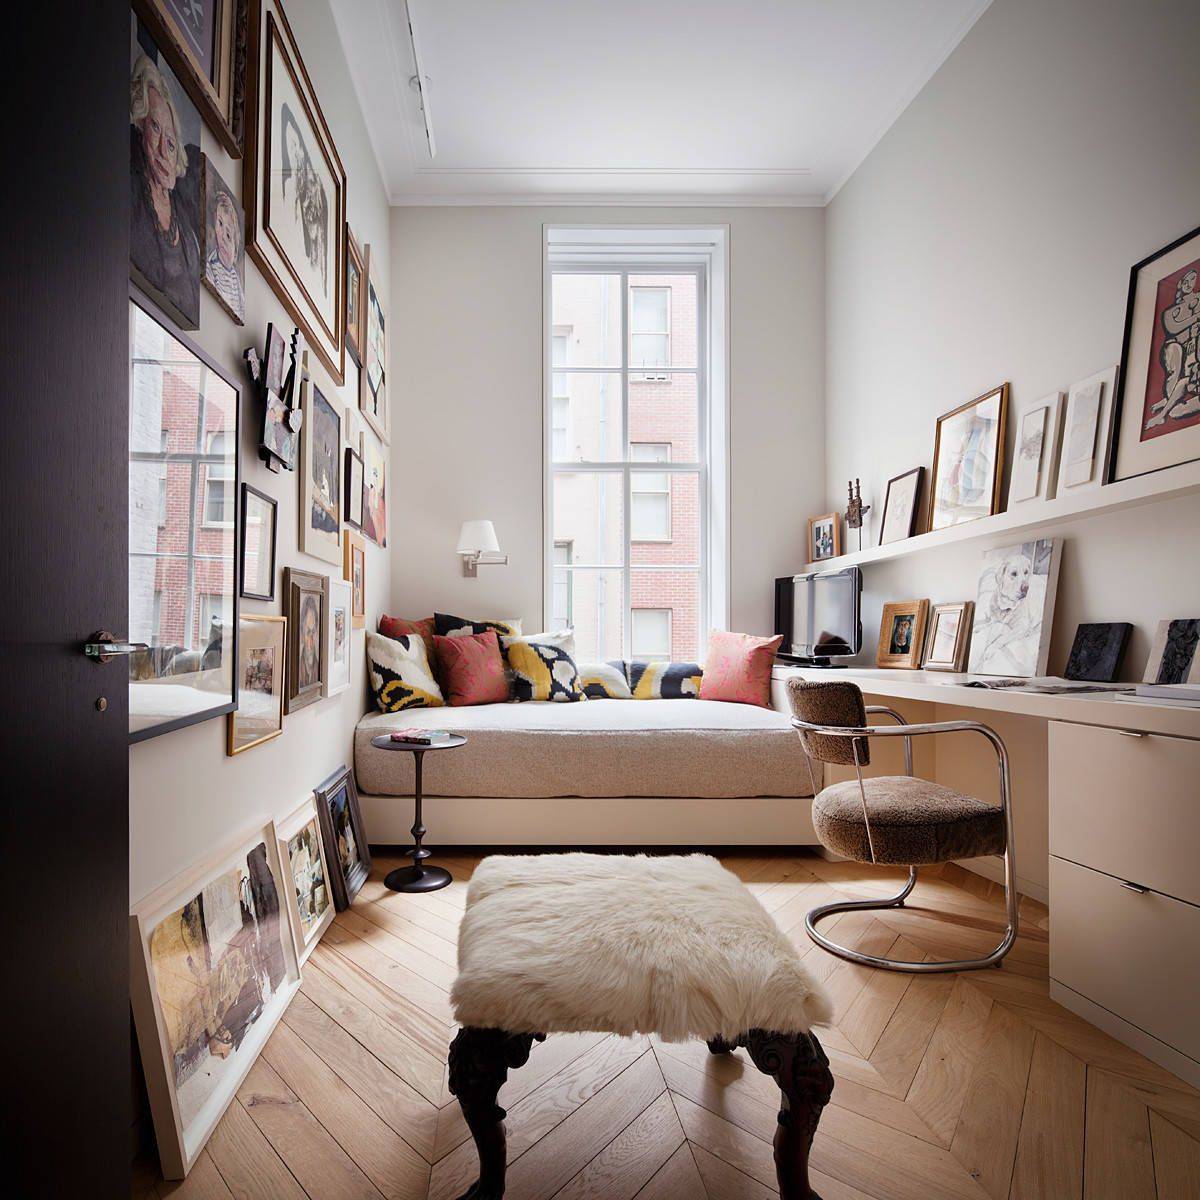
<box><xmin>434</xmin><ymin>630</ymin><xmax>510</xmax><ymax>706</ymax></box>
<box><xmin>699</xmin><ymin>630</ymin><xmax>783</xmax><ymax>707</ymax></box>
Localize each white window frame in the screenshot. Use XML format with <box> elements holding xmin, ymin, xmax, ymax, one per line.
<box><xmin>630</xmin><ymin>442</ymin><xmax>671</xmax><ymax>543</ymax></box>
<box><xmin>631</xmin><ymin>607</ymin><xmax>672</xmax><ymax>661</ymax></box>
<box><xmin>202</xmin><ymin>430</ymin><xmax>234</xmax><ymax>528</ymax></box>
<box><xmin>630</xmin><ymin>285</ymin><xmax>670</xmax><ymax>381</ymax></box>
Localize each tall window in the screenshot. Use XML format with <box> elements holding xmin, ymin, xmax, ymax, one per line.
<box><xmin>203</xmin><ymin>431</ymin><xmax>233</xmax><ymax>525</ymax></box>
<box><xmin>547</xmin><ymin>265</ymin><xmax>706</xmax><ymax>662</ymax></box>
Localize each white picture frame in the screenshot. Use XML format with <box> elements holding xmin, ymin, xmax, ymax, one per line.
<box><xmin>129</xmin><ymin>820</ymin><xmax>300</xmax><ymax>1179</ymax></box>
<box><xmin>324</xmin><ymin>577</ymin><xmax>353</xmax><ymax>697</ymax></box>
<box><xmin>277</xmin><ymin>798</ymin><xmax>335</xmax><ymax>963</ymax></box>
<box><xmin>968</xmin><ymin>538</ymin><xmax>1062</xmax><ymax>677</ymax></box>
<box><xmin>1057</xmin><ymin>368</ymin><xmax>1117</xmax><ymax>495</ymax></box>
<box><xmin>298</xmin><ymin>362</ymin><xmax>342</xmax><ymax>566</ymax></box>
<box><xmin>1008</xmin><ymin>391</ymin><xmax>1064</xmax><ymax>505</ymax></box>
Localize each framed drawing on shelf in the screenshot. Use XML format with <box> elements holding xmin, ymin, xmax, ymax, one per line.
<box><xmin>1008</xmin><ymin>392</ymin><xmax>1063</xmax><ymax>505</ymax></box>
<box><xmin>345</xmin><ymin>226</ymin><xmax>367</xmax><ymax>368</ymax></box>
<box><xmin>878</xmin><ymin>467</ymin><xmax>923</xmax><ymax>544</ymax></box>
<box><xmin>807</xmin><ymin>512</ymin><xmax>840</xmax><ymax>562</ymax></box>
<box><xmin>277</xmin><ymin>797</ymin><xmax>334</xmax><ymax>962</ymax></box>
<box><xmin>314</xmin><ymin>764</ymin><xmax>371</xmax><ymax>910</ymax></box>
<box><xmin>244</xmin><ymin>0</ymin><xmax>346</xmax><ymax>384</ymax></box>
<box><xmin>1111</xmin><ymin>226</ymin><xmax>1200</xmax><ymax>482</ymax></box>
<box><xmin>969</xmin><ymin>538</ymin><xmax>1062</xmax><ymax>677</ymax></box>
<box><xmin>923</xmin><ymin>601</ymin><xmax>974</xmax><ymax>672</ymax></box>
<box><xmin>360</xmin><ymin>243</ymin><xmax>388</xmax><ymax>440</ymax></box>
<box><xmin>1058</xmin><ymin>367</ymin><xmax>1117</xmax><ymax>495</ymax></box>
<box><xmin>876</xmin><ymin>599</ymin><xmax>929</xmax><ymax>669</ymax></box>
<box><xmin>227</xmin><ymin>613</ymin><xmax>286</xmax><ymax>755</ymax></box>
<box><xmin>324</xmin><ymin>578</ymin><xmax>352</xmax><ymax>697</ymax></box>
<box><xmin>298</xmin><ymin>368</ymin><xmax>341</xmax><ymax>565</ymax></box>
<box><xmin>239</xmin><ymin>484</ymin><xmax>277</xmax><ymax>600</ymax></box>
<box><xmin>344</xmin><ymin>531</ymin><xmax>365</xmax><ymax>629</ymax></box>
<box><xmin>928</xmin><ymin>384</ymin><xmax>1007</xmax><ymax>531</ymax></box>
<box><xmin>283</xmin><ymin>567</ymin><xmax>327</xmax><ymax>712</ymax></box>
<box><xmin>129</xmin><ymin>819</ymin><xmax>299</xmax><ymax>1178</ymax></box>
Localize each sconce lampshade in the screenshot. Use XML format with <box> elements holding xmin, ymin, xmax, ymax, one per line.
<box><xmin>457</xmin><ymin>520</ymin><xmax>501</xmax><ymax>555</ymax></box>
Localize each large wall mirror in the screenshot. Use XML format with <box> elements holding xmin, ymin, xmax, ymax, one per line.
<box><xmin>129</xmin><ymin>294</ymin><xmax>240</xmax><ymax>740</ymax></box>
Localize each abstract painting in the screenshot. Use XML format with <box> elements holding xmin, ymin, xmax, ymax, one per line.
<box><xmin>1143</xmin><ymin>618</ymin><xmax>1200</xmax><ymax>685</ymax></box>
<box><xmin>1064</xmin><ymin>622</ymin><xmax>1132</xmax><ymax>682</ymax></box>
<box><xmin>968</xmin><ymin>538</ymin><xmax>1062</xmax><ymax>677</ymax></box>
<box><xmin>929</xmin><ymin>385</ymin><xmax>1007</xmax><ymax>530</ymax></box>
<box><xmin>278</xmin><ymin>799</ymin><xmax>333</xmax><ymax>961</ymax></box>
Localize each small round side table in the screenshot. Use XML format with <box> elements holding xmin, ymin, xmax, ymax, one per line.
<box><xmin>369</xmin><ymin>733</ymin><xmax>467</xmax><ymax>893</ymax></box>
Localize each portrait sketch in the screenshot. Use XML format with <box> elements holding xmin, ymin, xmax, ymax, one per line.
<box><xmin>1143</xmin><ymin>618</ymin><xmax>1200</xmax><ymax>685</ymax></box>
<box><xmin>201</xmin><ymin>155</ymin><xmax>245</xmax><ymax>323</ymax></box>
<box><xmin>310</xmin><ymin>387</ymin><xmax>340</xmax><ymax>535</ymax></box>
<box><xmin>285</xmin><ymin>568</ymin><xmax>326</xmax><ymax>712</ymax></box>
<box><xmin>298</xmin><ymin>593</ymin><xmax>321</xmax><ymax>690</ymax></box>
<box><xmin>968</xmin><ymin>538</ymin><xmax>1061</xmax><ymax>677</ymax></box>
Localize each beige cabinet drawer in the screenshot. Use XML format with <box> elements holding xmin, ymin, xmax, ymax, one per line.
<box><xmin>1049</xmin><ymin>721</ymin><xmax>1200</xmax><ymax>905</ymax></box>
<box><xmin>1051</xmin><ymin>857</ymin><xmax>1200</xmax><ymax>1066</ymax></box>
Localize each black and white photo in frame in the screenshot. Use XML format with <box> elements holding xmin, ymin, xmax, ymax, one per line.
<box><xmin>968</xmin><ymin>538</ymin><xmax>1062</xmax><ymax>677</ymax></box>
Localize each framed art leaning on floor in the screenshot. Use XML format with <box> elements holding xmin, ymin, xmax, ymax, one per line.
<box><xmin>314</xmin><ymin>764</ymin><xmax>371</xmax><ymax>910</ymax></box>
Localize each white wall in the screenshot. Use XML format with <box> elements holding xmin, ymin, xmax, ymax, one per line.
<box><xmin>388</xmin><ymin>206</ymin><xmax>824</xmax><ymax>640</ymax></box>
<box><xmin>129</xmin><ymin>0</ymin><xmax>391</xmax><ymax>903</ymax></box>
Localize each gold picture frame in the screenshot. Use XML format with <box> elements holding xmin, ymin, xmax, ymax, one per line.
<box><xmin>277</xmin><ymin>797</ymin><xmax>335</xmax><ymax>963</ymax></box>
<box><xmin>928</xmin><ymin>384</ymin><xmax>1008</xmax><ymax>531</ymax></box>
<box><xmin>922</xmin><ymin>601</ymin><xmax>974</xmax><ymax>672</ymax></box>
<box><xmin>876</xmin><ymin>599</ymin><xmax>930</xmax><ymax>669</ymax></box>
<box><xmin>807</xmin><ymin>512</ymin><xmax>841</xmax><ymax>563</ymax></box>
<box><xmin>227</xmin><ymin>613</ymin><xmax>286</xmax><ymax>755</ymax></box>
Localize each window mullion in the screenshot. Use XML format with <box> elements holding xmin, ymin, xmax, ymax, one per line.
<box><xmin>620</xmin><ymin>269</ymin><xmax>631</xmax><ymax>661</ymax></box>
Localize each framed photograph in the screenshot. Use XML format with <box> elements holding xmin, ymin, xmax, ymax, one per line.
<box><xmin>876</xmin><ymin>599</ymin><xmax>929</xmax><ymax>669</ymax></box>
<box><xmin>277</xmin><ymin>798</ymin><xmax>334</xmax><ymax>962</ymax></box>
<box><xmin>344</xmin><ymin>446</ymin><xmax>365</xmax><ymax>530</ymax></box>
<box><xmin>314</xmin><ymin>764</ymin><xmax>371</xmax><ymax>910</ymax></box>
<box><xmin>344</xmin><ymin>531</ymin><xmax>365</xmax><ymax>629</ymax></box>
<box><xmin>807</xmin><ymin>512</ymin><xmax>840</xmax><ymax>562</ymax></box>
<box><xmin>324</xmin><ymin>578</ymin><xmax>353</xmax><ymax>697</ymax></box>
<box><xmin>130</xmin><ymin>11</ymin><xmax>203</xmax><ymax>331</ymax></box>
<box><xmin>969</xmin><ymin>538</ymin><xmax>1062</xmax><ymax>677</ymax></box>
<box><xmin>200</xmin><ymin>154</ymin><xmax>246</xmax><ymax>324</ymax></box>
<box><xmin>132</xmin><ymin>0</ymin><xmax>247</xmax><ymax>158</ymax></box>
<box><xmin>360</xmin><ymin>243</ymin><xmax>388</xmax><ymax>440</ymax></box>
<box><xmin>128</xmin><ymin>293</ymin><xmax>239</xmax><ymax>743</ymax></box>
<box><xmin>1058</xmin><ymin>367</ymin><xmax>1117</xmax><ymax>495</ymax></box>
<box><xmin>878</xmin><ymin>467</ymin><xmax>924</xmax><ymax>545</ymax></box>
<box><xmin>299</xmin><ymin>369</ymin><xmax>342</xmax><ymax>565</ymax></box>
<box><xmin>1008</xmin><ymin>392</ymin><xmax>1063</xmax><ymax>505</ymax></box>
<box><xmin>239</xmin><ymin>484</ymin><xmax>277</xmax><ymax>600</ymax></box>
<box><xmin>928</xmin><ymin>384</ymin><xmax>1008</xmax><ymax>531</ymax></box>
<box><xmin>923</xmin><ymin>601</ymin><xmax>974</xmax><ymax>672</ymax></box>
<box><xmin>284</xmin><ymin>567</ymin><xmax>327</xmax><ymax>713</ymax></box>
<box><xmin>345</xmin><ymin>226</ymin><xmax>367</xmax><ymax>368</ymax></box>
<box><xmin>1065</xmin><ymin>622</ymin><xmax>1132</xmax><ymax>682</ymax></box>
<box><xmin>264</xmin><ymin>322</ymin><xmax>286</xmax><ymax>393</ymax></box>
<box><xmin>1111</xmin><ymin>226</ymin><xmax>1200</xmax><ymax>482</ymax></box>
<box><xmin>362</xmin><ymin>424</ymin><xmax>388</xmax><ymax>548</ymax></box>
<box><xmin>228</xmin><ymin>613</ymin><xmax>286</xmax><ymax>755</ymax></box>
<box><xmin>130</xmin><ymin>819</ymin><xmax>299</xmax><ymax>1178</ymax></box>
<box><xmin>1142</xmin><ymin>618</ymin><xmax>1200</xmax><ymax>685</ymax></box>
<box><xmin>244</xmin><ymin>0</ymin><xmax>347</xmax><ymax>384</ymax></box>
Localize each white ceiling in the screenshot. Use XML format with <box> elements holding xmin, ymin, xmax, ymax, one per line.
<box><xmin>331</xmin><ymin>0</ymin><xmax>990</xmax><ymax>206</ymax></box>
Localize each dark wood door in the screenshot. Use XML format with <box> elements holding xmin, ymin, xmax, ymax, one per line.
<box><xmin>1</xmin><ymin>8</ymin><xmax>130</xmax><ymax>1196</ymax></box>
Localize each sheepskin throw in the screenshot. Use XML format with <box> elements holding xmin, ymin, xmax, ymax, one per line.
<box><xmin>451</xmin><ymin>853</ymin><xmax>831</xmax><ymax>1042</ymax></box>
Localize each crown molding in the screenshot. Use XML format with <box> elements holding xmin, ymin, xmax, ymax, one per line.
<box><xmin>389</xmin><ymin>191</ymin><xmax>827</xmax><ymax>208</ymax></box>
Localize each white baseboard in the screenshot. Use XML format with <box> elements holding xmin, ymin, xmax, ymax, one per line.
<box><xmin>957</xmin><ymin>854</ymin><xmax>1049</xmax><ymax>904</ymax></box>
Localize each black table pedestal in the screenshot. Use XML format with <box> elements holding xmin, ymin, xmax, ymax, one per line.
<box><xmin>383</xmin><ymin>747</ymin><xmax>452</xmax><ymax>894</ymax></box>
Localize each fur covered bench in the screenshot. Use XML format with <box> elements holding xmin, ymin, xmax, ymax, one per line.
<box><xmin>447</xmin><ymin>853</ymin><xmax>834</xmax><ymax>1199</ymax></box>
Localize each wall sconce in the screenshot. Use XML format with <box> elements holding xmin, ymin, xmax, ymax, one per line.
<box><xmin>457</xmin><ymin>519</ymin><xmax>508</xmax><ymax>577</ymax></box>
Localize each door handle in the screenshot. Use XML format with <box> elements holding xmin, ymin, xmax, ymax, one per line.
<box><xmin>1119</xmin><ymin>880</ymin><xmax>1149</xmax><ymax>894</ymax></box>
<box><xmin>84</xmin><ymin>629</ymin><xmax>149</xmax><ymax>664</ymax></box>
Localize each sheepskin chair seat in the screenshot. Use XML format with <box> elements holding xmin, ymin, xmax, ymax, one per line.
<box><xmin>451</xmin><ymin>851</ymin><xmax>831</xmax><ymax>1043</ymax></box>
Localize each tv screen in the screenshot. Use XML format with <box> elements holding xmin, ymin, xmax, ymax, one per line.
<box><xmin>777</xmin><ymin>567</ymin><xmax>861</xmax><ymax>659</ymax></box>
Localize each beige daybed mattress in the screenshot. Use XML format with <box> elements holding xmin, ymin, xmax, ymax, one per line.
<box><xmin>354</xmin><ymin>698</ymin><xmax>815</xmax><ymax>799</ymax></box>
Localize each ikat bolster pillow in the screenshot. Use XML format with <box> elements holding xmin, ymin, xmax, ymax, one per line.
<box><xmin>379</xmin><ymin>614</ymin><xmax>438</xmax><ymax>671</ymax></box>
<box><xmin>699</xmin><ymin>630</ymin><xmax>783</xmax><ymax>707</ymax></box>
<box><xmin>434</xmin><ymin>612</ymin><xmax>523</xmax><ymax>640</ymax></box>
<box><xmin>578</xmin><ymin>661</ymin><xmax>634</xmax><ymax>700</ymax></box>
<box><xmin>434</xmin><ymin>630</ymin><xmax>511</xmax><ymax>706</ymax></box>
<box><xmin>367</xmin><ymin>631</ymin><xmax>445</xmax><ymax>711</ymax></box>
<box><xmin>627</xmin><ymin>660</ymin><xmax>704</xmax><ymax>699</ymax></box>
<box><xmin>501</xmin><ymin>630</ymin><xmax>585</xmax><ymax>702</ymax></box>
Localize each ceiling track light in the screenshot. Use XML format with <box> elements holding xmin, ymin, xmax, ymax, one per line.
<box><xmin>404</xmin><ymin>2</ymin><xmax>436</xmax><ymax>159</ymax></box>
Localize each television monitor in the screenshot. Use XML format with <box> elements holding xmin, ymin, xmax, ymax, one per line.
<box><xmin>774</xmin><ymin>566</ymin><xmax>862</xmax><ymax>664</ymax></box>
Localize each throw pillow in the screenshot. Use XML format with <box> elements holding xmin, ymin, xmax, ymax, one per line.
<box><xmin>699</xmin><ymin>630</ymin><xmax>783</xmax><ymax>707</ymax></box>
<box><xmin>501</xmin><ymin>630</ymin><xmax>584</xmax><ymax>702</ymax></box>
<box><xmin>434</xmin><ymin>630</ymin><xmax>510</xmax><ymax>706</ymax></box>
<box><xmin>367</xmin><ymin>631</ymin><xmax>445</xmax><ymax>711</ymax></box>
<box><xmin>379</xmin><ymin>614</ymin><xmax>438</xmax><ymax>671</ymax></box>
<box><xmin>435</xmin><ymin>612</ymin><xmax>523</xmax><ymax>640</ymax></box>
<box><xmin>627</xmin><ymin>660</ymin><xmax>704</xmax><ymax>699</ymax></box>
<box><xmin>578</xmin><ymin>661</ymin><xmax>634</xmax><ymax>700</ymax></box>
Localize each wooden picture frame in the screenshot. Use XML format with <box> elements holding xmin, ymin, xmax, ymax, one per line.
<box><xmin>323</xmin><ymin>578</ymin><xmax>352</xmax><ymax>697</ymax></box>
<box><xmin>284</xmin><ymin>566</ymin><xmax>327</xmax><ymax>712</ymax></box>
<box><xmin>298</xmin><ymin>364</ymin><xmax>342</xmax><ymax>565</ymax></box>
<box><xmin>277</xmin><ymin>797</ymin><xmax>335</xmax><ymax>962</ymax></box>
<box><xmin>344</xmin><ymin>531</ymin><xmax>365</xmax><ymax>629</ymax></box>
<box><xmin>133</xmin><ymin>0</ymin><xmax>248</xmax><ymax>158</ymax></box>
<box><xmin>314</xmin><ymin>764</ymin><xmax>371</xmax><ymax>910</ymax></box>
<box><xmin>227</xmin><ymin>613</ymin><xmax>286</xmax><ymax>754</ymax></box>
<box><xmin>359</xmin><ymin>242</ymin><xmax>388</xmax><ymax>440</ymax></box>
<box><xmin>807</xmin><ymin>512</ymin><xmax>841</xmax><ymax>563</ymax></box>
<box><xmin>922</xmin><ymin>601</ymin><xmax>974</xmax><ymax>672</ymax></box>
<box><xmin>345</xmin><ymin>225</ymin><xmax>367</xmax><ymax>368</ymax></box>
<box><xmin>239</xmin><ymin>483</ymin><xmax>277</xmax><ymax>600</ymax></box>
<box><xmin>878</xmin><ymin>467</ymin><xmax>924</xmax><ymax>545</ymax></box>
<box><xmin>928</xmin><ymin>384</ymin><xmax>1008</xmax><ymax>531</ymax></box>
<box><xmin>129</xmin><ymin>818</ymin><xmax>300</xmax><ymax>1178</ymax></box>
<box><xmin>876</xmin><ymin>599</ymin><xmax>930</xmax><ymax>669</ymax></box>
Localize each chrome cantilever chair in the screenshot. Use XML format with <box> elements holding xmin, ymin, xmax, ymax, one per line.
<box><xmin>788</xmin><ymin>678</ymin><xmax>1018</xmax><ymax>972</ymax></box>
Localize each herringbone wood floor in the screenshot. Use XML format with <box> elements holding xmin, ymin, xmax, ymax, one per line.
<box><xmin>135</xmin><ymin>852</ymin><xmax>1200</xmax><ymax>1200</ymax></box>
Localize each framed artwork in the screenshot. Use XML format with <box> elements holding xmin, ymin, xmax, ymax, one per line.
<box><xmin>277</xmin><ymin>798</ymin><xmax>334</xmax><ymax>962</ymax></box>
<box><xmin>228</xmin><ymin>613</ymin><xmax>286</xmax><ymax>755</ymax></box>
<box><xmin>132</xmin><ymin>0</ymin><xmax>247</xmax><ymax>158</ymax></box>
<box><xmin>876</xmin><ymin>599</ymin><xmax>929</xmax><ymax>669</ymax></box>
<box><xmin>929</xmin><ymin>385</ymin><xmax>1007</xmax><ymax>530</ymax></box>
<box><xmin>128</xmin><ymin>293</ymin><xmax>239</xmax><ymax>742</ymax></box>
<box><xmin>360</xmin><ymin>243</ymin><xmax>388</xmax><ymax>440</ymax></box>
<box><xmin>1064</xmin><ymin>622</ymin><xmax>1132</xmax><ymax>682</ymax></box>
<box><xmin>344</xmin><ymin>531</ymin><xmax>365</xmax><ymax>629</ymax></box>
<box><xmin>923</xmin><ymin>601</ymin><xmax>974</xmax><ymax>672</ymax></box>
<box><xmin>345</xmin><ymin>226</ymin><xmax>367</xmax><ymax>368</ymax></box>
<box><xmin>315</xmin><ymin>764</ymin><xmax>371</xmax><ymax>910</ymax></box>
<box><xmin>299</xmin><ymin>368</ymin><xmax>342</xmax><ymax>565</ymax></box>
<box><xmin>200</xmin><ymin>155</ymin><xmax>246</xmax><ymax>324</ymax></box>
<box><xmin>344</xmin><ymin>446</ymin><xmax>364</xmax><ymax>530</ymax></box>
<box><xmin>324</xmin><ymin>578</ymin><xmax>352</xmax><ymax>697</ymax></box>
<box><xmin>244</xmin><ymin>0</ymin><xmax>347</xmax><ymax>384</ymax></box>
<box><xmin>129</xmin><ymin>819</ymin><xmax>299</xmax><ymax>1179</ymax></box>
<box><xmin>130</xmin><ymin>12</ymin><xmax>203</xmax><ymax>331</ymax></box>
<box><xmin>968</xmin><ymin>538</ymin><xmax>1062</xmax><ymax>677</ymax></box>
<box><xmin>1111</xmin><ymin>226</ymin><xmax>1200</xmax><ymax>482</ymax></box>
<box><xmin>807</xmin><ymin>512</ymin><xmax>840</xmax><ymax>562</ymax></box>
<box><xmin>1008</xmin><ymin>392</ymin><xmax>1063</xmax><ymax>505</ymax></box>
<box><xmin>1142</xmin><ymin>618</ymin><xmax>1200</xmax><ymax>685</ymax></box>
<box><xmin>264</xmin><ymin>322</ymin><xmax>286</xmax><ymax>392</ymax></box>
<box><xmin>878</xmin><ymin>467</ymin><xmax>923</xmax><ymax>545</ymax></box>
<box><xmin>362</xmin><ymin>425</ymin><xmax>388</xmax><ymax>548</ymax></box>
<box><xmin>239</xmin><ymin>484</ymin><xmax>277</xmax><ymax>600</ymax></box>
<box><xmin>284</xmin><ymin>567</ymin><xmax>327</xmax><ymax>712</ymax></box>
<box><xmin>1058</xmin><ymin>367</ymin><xmax>1117</xmax><ymax>495</ymax></box>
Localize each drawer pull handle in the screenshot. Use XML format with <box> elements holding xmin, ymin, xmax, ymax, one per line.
<box><xmin>1115</xmin><ymin>729</ymin><xmax>1147</xmax><ymax>738</ymax></box>
<box><xmin>1119</xmin><ymin>881</ymin><xmax>1149</xmax><ymax>894</ymax></box>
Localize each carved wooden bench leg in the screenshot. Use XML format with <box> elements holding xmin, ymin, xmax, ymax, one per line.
<box><xmin>447</xmin><ymin>1027</ymin><xmax>544</xmax><ymax>1200</ymax></box>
